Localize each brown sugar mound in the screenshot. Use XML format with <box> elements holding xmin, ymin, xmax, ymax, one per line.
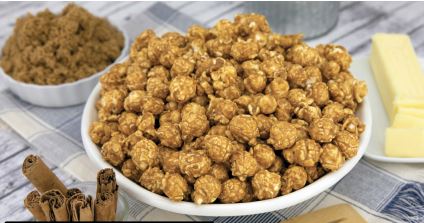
<box><xmin>0</xmin><ymin>3</ymin><xmax>124</xmax><ymax>85</ymax></box>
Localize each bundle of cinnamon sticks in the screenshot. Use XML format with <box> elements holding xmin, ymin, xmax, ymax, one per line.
<box><xmin>22</xmin><ymin>154</ymin><xmax>119</xmax><ymax>221</ymax></box>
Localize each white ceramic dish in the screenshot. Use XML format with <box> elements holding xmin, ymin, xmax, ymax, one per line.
<box><xmin>81</xmin><ymin>58</ymin><xmax>372</xmax><ymax>216</ymax></box>
<box><xmin>0</xmin><ymin>24</ymin><xmax>129</xmax><ymax>107</ymax></box>
<box><xmin>351</xmin><ymin>56</ymin><xmax>424</xmax><ymax>163</ymax></box>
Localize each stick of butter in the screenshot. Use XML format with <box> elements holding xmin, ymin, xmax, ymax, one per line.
<box><xmin>371</xmin><ymin>33</ymin><xmax>424</xmax><ymax>158</ymax></box>
<box><xmin>370</xmin><ymin>33</ymin><xmax>424</xmax><ymax>121</ymax></box>
<box><xmin>385</xmin><ymin>128</ymin><xmax>424</xmax><ymax>157</ymax></box>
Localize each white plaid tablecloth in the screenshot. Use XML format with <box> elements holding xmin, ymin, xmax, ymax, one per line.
<box><xmin>0</xmin><ymin>2</ymin><xmax>423</xmax><ymax>222</ymax></box>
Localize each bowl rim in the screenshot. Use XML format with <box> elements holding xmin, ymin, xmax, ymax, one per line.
<box><xmin>81</xmin><ymin>82</ymin><xmax>372</xmax><ymax>217</ymax></box>
<box><xmin>0</xmin><ymin>20</ymin><xmax>130</xmax><ymax>89</ymax></box>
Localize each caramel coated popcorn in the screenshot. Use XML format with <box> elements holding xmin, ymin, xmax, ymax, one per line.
<box><xmin>192</xmin><ymin>175</ymin><xmax>222</xmax><ymax>204</ymax></box>
<box><xmin>91</xmin><ymin>13</ymin><xmax>367</xmax><ymax>204</ymax></box>
<box><xmin>252</xmin><ymin>170</ymin><xmax>281</xmax><ymax>200</ymax></box>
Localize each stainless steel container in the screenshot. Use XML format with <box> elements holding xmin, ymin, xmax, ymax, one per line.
<box><xmin>244</xmin><ymin>2</ymin><xmax>340</xmax><ymax>39</ymax></box>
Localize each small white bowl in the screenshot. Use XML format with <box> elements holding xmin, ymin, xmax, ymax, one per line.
<box><xmin>81</xmin><ymin>83</ymin><xmax>372</xmax><ymax>216</ymax></box>
<box><xmin>0</xmin><ymin>25</ymin><xmax>129</xmax><ymax>107</ymax></box>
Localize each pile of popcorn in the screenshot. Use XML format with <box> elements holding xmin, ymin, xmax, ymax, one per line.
<box><xmin>89</xmin><ymin>13</ymin><xmax>367</xmax><ymax>204</ymax></box>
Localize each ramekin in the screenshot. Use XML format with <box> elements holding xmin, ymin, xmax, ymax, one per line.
<box><xmin>0</xmin><ymin>25</ymin><xmax>129</xmax><ymax>107</ymax></box>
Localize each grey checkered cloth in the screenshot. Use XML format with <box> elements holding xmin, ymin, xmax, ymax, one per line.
<box><xmin>0</xmin><ymin>2</ymin><xmax>423</xmax><ymax>222</ymax></box>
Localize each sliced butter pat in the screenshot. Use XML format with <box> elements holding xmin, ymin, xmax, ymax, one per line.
<box><xmin>385</xmin><ymin>128</ymin><xmax>424</xmax><ymax>157</ymax></box>
<box><xmin>392</xmin><ymin>113</ymin><xmax>424</xmax><ymax>128</ymax></box>
<box><xmin>370</xmin><ymin>33</ymin><xmax>424</xmax><ymax>121</ymax></box>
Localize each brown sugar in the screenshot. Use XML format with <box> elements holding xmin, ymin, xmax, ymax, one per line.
<box><xmin>0</xmin><ymin>3</ymin><xmax>124</xmax><ymax>85</ymax></box>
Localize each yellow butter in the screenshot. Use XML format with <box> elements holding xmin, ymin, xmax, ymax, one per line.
<box><xmin>396</xmin><ymin>107</ymin><xmax>424</xmax><ymax>119</ymax></box>
<box><xmin>392</xmin><ymin>113</ymin><xmax>424</xmax><ymax>128</ymax></box>
<box><xmin>370</xmin><ymin>34</ymin><xmax>424</xmax><ymax>121</ymax></box>
<box><xmin>385</xmin><ymin>128</ymin><xmax>424</xmax><ymax>157</ymax></box>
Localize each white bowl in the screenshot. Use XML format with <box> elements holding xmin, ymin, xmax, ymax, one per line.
<box><xmin>0</xmin><ymin>25</ymin><xmax>129</xmax><ymax>107</ymax></box>
<box><xmin>81</xmin><ymin>83</ymin><xmax>372</xmax><ymax>217</ymax></box>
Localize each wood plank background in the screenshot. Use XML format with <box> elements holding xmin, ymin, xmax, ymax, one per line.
<box><xmin>1</xmin><ymin>2</ymin><xmax>424</xmax><ymax>221</ymax></box>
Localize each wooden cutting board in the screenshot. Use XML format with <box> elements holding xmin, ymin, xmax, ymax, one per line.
<box><xmin>282</xmin><ymin>204</ymin><xmax>367</xmax><ymax>223</ymax></box>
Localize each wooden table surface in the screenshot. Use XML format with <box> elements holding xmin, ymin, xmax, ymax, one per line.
<box><xmin>1</xmin><ymin>2</ymin><xmax>424</xmax><ymax>221</ymax></box>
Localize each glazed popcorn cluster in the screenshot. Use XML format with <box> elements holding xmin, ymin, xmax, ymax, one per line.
<box><xmin>89</xmin><ymin>13</ymin><xmax>367</xmax><ymax>204</ymax></box>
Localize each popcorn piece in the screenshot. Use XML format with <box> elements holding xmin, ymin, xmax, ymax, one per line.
<box><xmin>207</xmin><ymin>96</ymin><xmax>238</xmax><ymax>124</ymax></box>
<box><xmin>231</xmin><ymin>41</ymin><xmax>259</xmax><ymax>62</ymax></box>
<box><xmin>180</xmin><ymin>103</ymin><xmax>209</xmax><ymax>141</ymax></box>
<box><xmin>286</xmin><ymin>44</ymin><xmax>322</xmax><ymax>67</ymax></box>
<box><xmin>97</xmin><ymin>89</ymin><xmax>126</xmax><ymax>114</ymax></box>
<box><xmin>159</xmin><ymin>110</ymin><xmax>181</xmax><ymax>125</ymax></box>
<box><xmin>252</xmin><ymin>170</ymin><xmax>281</xmax><ymax>200</ymax></box>
<box><xmin>283</xmin><ymin>139</ymin><xmax>322</xmax><ymax>167</ymax></box>
<box><xmin>121</xmin><ymin>159</ymin><xmax>142</xmax><ymax>181</ymax></box>
<box><xmin>171</xmin><ymin>57</ymin><xmax>195</xmax><ymax>77</ymax></box>
<box><xmin>209</xmin><ymin>163</ymin><xmax>229</xmax><ymax>182</ymax></box>
<box><xmin>118</xmin><ymin>112</ymin><xmax>138</xmax><ymax>136</ymax></box>
<box><xmin>275</xmin><ymin>98</ymin><xmax>294</xmax><ymax>121</ymax></box>
<box><xmin>322</xmin><ymin>102</ymin><xmax>346</xmax><ymax>123</ymax></box>
<box><xmin>287</xmin><ymin>64</ymin><xmax>308</xmax><ymax>88</ymax></box>
<box><xmin>295</xmin><ymin>105</ymin><xmax>322</xmax><ymax>123</ymax></box>
<box><xmin>265</xmin><ymin>77</ymin><xmax>289</xmax><ymax>99</ymax></box>
<box><xmin>137</xmin><ymin>112</ymin><xmax>156</xmax><ymax>137</ymax></box>
<box><xmin>202</xmin><ymin>135</ymin><xmax>234</xmax><ymax>163</ymax></box>
<box><xmin>320</xmin><ymin>144</ymin><xmax>345</xmax><ymax>171</ymax></box>
<box><xmin>317</xmin><ymin>44</ymin><xmax>351</xmax><ymax>71</ymax></box>
<box><xmin>235</xmin><ymin>13</ymin><xmax>271</xmax><ymax>35</ymax></box>
<box><xmin>169</xmin><ymin>75</ymin><xmax>197</xmax><ymax>103</ymax></box>
<box><xmin>211</xmin><ymin>65</ymin><xmax>240</xmax><ymax>99</ymax></box>
<box><xmin>280</xmin><ymin>165</ymin><xmax>307</xmax><ymax>195</ymax></box>
<box><xmin>231</xmin><ymin>151</ymin><xmax>258</xmax><ymax>181</ymax></box>
<box><xmin>148</xmin><ymin>65</ymin><xmax>170</xmax><ymax>80</ymax></box>
<box><xmin>307</xmin><ymin>82</ymin><xmax>329</xmax><ymax>107</ymax></box>
<box><xmin>261</xmin><ymin>56</ymin><xmax>286</xmax><ymax>80</ymax></box>
<box><xmin>146</xmin><ymin>76</ymin><xmax>169</xmax><ymax>99</ymax></box>
<box><xmin>89</xmin><ymin>121</ymin><xmax>113</xmax><ymax>145</ymax></box>
<box><xmin>126</xmin><ymin>63</ymin><xmax>147</xmax><ymax>91</ymax></box>
<box><xmin>244</xmin><ymin>73</ymin><xmax>267</xmax><ymax>94</ymax></box>
<box><xmin>267</xmin><ymin>121</ymin><xmax>298</xmax><ymax>150</ymax></box>
<box><xmin>309</xmin><ymin>118</ymin><xmax>339</xmax><ymax>143</ymax></box>
<box><xmin>101</xmin><ymin>135</ymin><xmax>126</xmax><ymax>166</ymax></box>
<box><xmin>333</xmin><ymin>131</ymin><xmax>359</xmax><ymax>159</ymax></box>
<box><xmin>342</xmin><ymin>115</ymin><xmax>365</xmax><ymax>136</ymax></box>
<box><xmin>140</xmin><ymin>167</ymin><xmax>164</xmax><ymax>194</ymax></box>
<box><xmin>219</xmin><ymin>178</ymin><xmax>247</xmax><ymax>203</ymax></box>
<box><xmin>162</xmin><ymin>173</ymin><xmax>189</xmax><ymax>201</ymax></box>
<box><xmin>258</xmin><ymin>95</ymin><xmax>277</xmax><ymax>114</ymax></box>
<box><xmin>229</xmin><ymin>115</ymin><xmax>259</xmax><ymax>145</ymax></box>
<box><xmin>123</xmin><ymin>90</ymin><xmax>145</xmax><ymax>112</ymax></box>
<box><xmin>192</xmin><ymin>175</ymin><xmax>222</xmax><ymax>204</ymax></box>
<box><xmin>287</xmin><ymin>89</ymin><xmax>313</xmax><ymax>108</ymax></box>
<box><xmin>250</xmin><ymin>144</ymin><xmax>276</xmax><ymax>169</ymax></box>
<box><xmin>159</xmin><ymin>147</ymin><xmax>180</xmax><ymax>173</ymax></box>
<box><xmin>131</xmin><ymin>138</ymin><xmax>159</xmax><ymax>171</ymax></box>
<box><xmin>100</xmin><ymin>63</ymin><xmax>128</xmax><ymax>91</ymax></box>
<box><xmin>179</xmin><ymin>150</ymin><xmax>212</xmax><ymax>178</ymax></box>
<box><xmin>321</xmin><ymin>60</ymin><xmax>341</xmax><ymax>80</ymax></box>
<box><xmin>157</xmin><ymin>122</ymin><xmax>182</xmax><ymax>149</ymax></box>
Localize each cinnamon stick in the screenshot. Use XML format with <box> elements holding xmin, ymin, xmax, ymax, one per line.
<box><xmin>94</xmin><ymin>192</ymin><xmax>116</xmax><ymax>221</ymax></box>
<box><xmin>40</xmin><ymin>189</ymin><xmax>69</xmax><ymax>221</ymax></box>
<box><xmin>96</xmin><ymin>168</ymin><xmax>118</xmax><ymax>212</ymax></box>
<box><xmin>22</xmin><ymin>155</ymin><xmax>67</xmax><ymax>194</ymax></box>
<box><xmin>67</xmin><ymin>193</ymin><xmax>94</xmax><ymax>221</ymax></box>
<box><xmin>24</xmin><ymin>190</ymin><xmax>47</xmax><ymax>221</ymax></box>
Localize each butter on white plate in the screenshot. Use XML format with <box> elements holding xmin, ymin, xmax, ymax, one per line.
<box><xmin>370</xmin><ymin>34</ymin><xmax>424</xmax><ymax>158</ymax></box>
